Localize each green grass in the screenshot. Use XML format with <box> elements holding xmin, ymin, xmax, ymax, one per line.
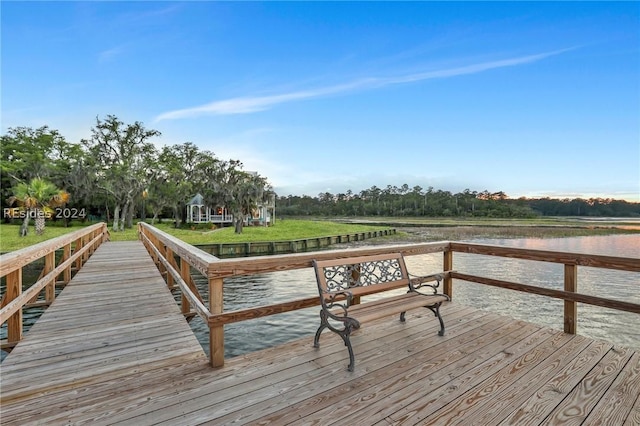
<box><xmin>0</xmin><ymin>219</ymin><xmax>389</xmax><ymax>253</ymax></box>
<box><xmin>146</xmin><ymin>220</ymin><xmax>388</xmax><ymax>245</ymax></box>
<box><xmin>0</xmin><ymin>222</ymin><xmax>88</xmax><ymax>253</ymax></box>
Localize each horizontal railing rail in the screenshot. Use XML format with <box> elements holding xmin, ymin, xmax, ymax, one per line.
<box><xmin>449</xmin><ymin>242</ymin><xmax>640</xmax><ymax>272</ymax></box>
<box><xmin>0</xmin><ymin>222</ymin><xmax>110</xmax><ymax>350</ymax></box>
<box><xmin>447</xmin><ymin>242</ymin><xmax>640</xmax><ymax>334</ymax></box>
<box><xmin>138</xmin><ymin>223</ymin><xmax>640</xmax><ymax>368</ymax></box>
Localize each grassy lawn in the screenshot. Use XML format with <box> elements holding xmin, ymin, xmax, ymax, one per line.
<box><xmin>150</xmin><ymin>220</ymin><xmax>389</xmax><ymax>245</ymax></box>
<box><xmin>0</xmin><ymin>219</ymin><xmax>390</xmax><ymax>253</ymax></box>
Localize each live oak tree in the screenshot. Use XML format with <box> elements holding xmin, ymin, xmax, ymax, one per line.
<box><xmin>202</xmin><ymin>160</ymin><xmax>269</xmax><ymax>234</ymax></box>
<box><xmin>82</xmin><ymin>115</ymin><xmax>160</xmax><ymax>232</ymax></box>
<box><xmin>147</xmin><ymin>142</ymin><xmax>203</xmax><ymax>226</ymax></box>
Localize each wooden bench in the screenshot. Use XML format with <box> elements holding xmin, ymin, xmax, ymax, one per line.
<box><xmin>312</xmin><ymin>252</ymin><xmax>450</xmax><ymax>371</ymax></box>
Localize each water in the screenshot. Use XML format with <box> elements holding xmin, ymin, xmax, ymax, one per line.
<box><xmin>185</xmin><ymin>234</ymin><xmax>639</xmax><ymax>358</ymax></box>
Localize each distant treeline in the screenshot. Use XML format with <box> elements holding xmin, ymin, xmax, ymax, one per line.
<box><xmin>276</xmin><ymin>187</ymin><xmax>640</xmax><ymax>218</ymax></box>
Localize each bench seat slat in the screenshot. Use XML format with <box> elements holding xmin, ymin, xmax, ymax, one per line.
<box><xmin>335</xmin><ymin>292</ymin><xmax>448</xmax><ymax>324</ymax></box>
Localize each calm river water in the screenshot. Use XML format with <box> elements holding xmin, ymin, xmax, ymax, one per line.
<box><xmin>188</xmin><ymin>234</ymin><xmax>640</xmax><ymax>358</ymax></box>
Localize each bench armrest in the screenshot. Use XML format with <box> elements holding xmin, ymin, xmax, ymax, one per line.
<box><xmin>321</xmin><ymin>288</ymin><xmax>353</xmax><ymax>307</ymax></box>
<box><xmin>323</xmin><ymin>289</ymin><xmax>353</xmax><ymax>306</ymax></box>
<box><xmin>408</xmin><ymin>273</ymin><xmax>445</xmax><ymax>296</ymax></box>
<box><xmin>319</xmin><ymin>289</ymin><xmax>355</xmax><ymax>321</ymax></box>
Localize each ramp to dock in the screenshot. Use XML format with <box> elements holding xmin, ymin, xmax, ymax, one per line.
<box><xmin>0</xmin><ymin>241</ymin><xmax>208</xmax><ymax>420</ymax></box>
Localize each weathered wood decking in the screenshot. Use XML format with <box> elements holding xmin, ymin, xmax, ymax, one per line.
<box><xmin>1</xmin><ymin>241</ymin><xmax>639</xmax><ymax>425</ymax></box>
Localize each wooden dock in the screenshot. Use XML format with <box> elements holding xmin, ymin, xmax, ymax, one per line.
<box><xmin>1</xmin><ymin>241</ymin><xmax>639</xmax><ymax>425</ymax></box>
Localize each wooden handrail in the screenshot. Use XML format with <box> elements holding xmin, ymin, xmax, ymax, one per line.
<box><xmin>450</xmin><ymin>271</ymin><xmax>640</xmax><ymax>314</ymax></box>
<box><xmin>0</xmin><ymin>223</ymin><xmax>108</xmax><ymax>277</ymax></box>
<box><xmin>138</xmin><ymin>222</ymin><xmax>218</xmax><ymax>277</ymax></box>
<box><xmin>449</xmin><ymin>242</ymin><xmax>640</xmax><ymax>272</ymax></box>
<box><xmin>0</xmin><ymin>233</ymin><xmax>104</xmax><ymax>323</ymax></box>
<box><xmin>138</xmin><ymin>224</ymin><xmax>639</xmax><ymax>368</ymax></box>
<box><xmin>0</xmin><ymin>222</ymin><xmax>109</xmax><ymax>348</ymax></box>
<box><xmin>205</xmin><ymin>241</ymin><xmax>450</xmax><ymax>279</ymax></box>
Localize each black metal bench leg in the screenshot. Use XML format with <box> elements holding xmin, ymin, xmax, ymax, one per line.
<box><xmin>314</xmin><ymin>308</ymin><xmax>359</xmax><ymax>370</ymax></box>
<box><xmin>314</xmin><ymin>310</ymin><xmax>328</xmax><ymax>348</ymax></box>
<box><xmin>340</xmin><ymin>334</ymin><xmax>356</xmax><ymax>372</ymax></box>
<box><xmin>434</xmin><ymin>303</ymin><xmax>445</xmax><ymax>336</ymax></box>
<box><xmin>425</xmin><ymin>303</ymin><xmax>446</xmax><ymax>336</ymax></box>
<box><xmin>334</xmin><ymin>322</ymin><xmax>357</xmax><ymax>371</ymax></box>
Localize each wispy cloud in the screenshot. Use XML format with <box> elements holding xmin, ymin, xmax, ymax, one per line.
<box><xmin>155</xmin><ymin>48</ymin><xmax>574</xmax><ymax>122</ymax></box>
<box><xmin>98</xmin><ymin>45</ymin><xmax>126</xmax><ymax>63</ymax></box>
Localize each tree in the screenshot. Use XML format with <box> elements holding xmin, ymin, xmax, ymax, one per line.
<box><xmin>1</xmin><ymin>126</ymin><xmax>83</xmax><ymax>213</ymax></box>
<box><xmin>8</xmin><ymin>178</ymin><xmax>69</xmax><ymax>236</ymax></box>
<box><xmin>82</xmin><ymin>115</ymin><xmax>160</xmax><ymax>231</ymax></box>
<box><xmin>203</xmin><ymin>160</ymin><xmax>269</xmax><ymax>234</ymax></box>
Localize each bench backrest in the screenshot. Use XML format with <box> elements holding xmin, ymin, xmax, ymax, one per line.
<box><xmin>313</xmin><ymin>253</ymin><xmax>410</xmax><ymax>299</ymax></box>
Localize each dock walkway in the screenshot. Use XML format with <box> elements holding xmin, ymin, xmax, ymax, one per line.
<box><xmin>0</xmin><ymin>241</ymin><xmax>209</xmax><ymax>424</ymax></box>
<box><xmin>1</xmin><ymin>241</ymin><xmax>639</xmax><ymax>424</ymax></box>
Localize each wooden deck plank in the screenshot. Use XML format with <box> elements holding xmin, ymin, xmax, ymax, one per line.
<box><xmin>381</xmin><ymin>330</ymin><xmax>575</xmax><ymax>424</ymax></box>
<box><xmin>86</xmin><ymin>309</ymin><xmax>472</xmax><ymax>425</ymax></box>
<box><xmin>154</xmin><ymin>311</ymin><xmax>512</xmax><ymax>425</ymax></box>
<box><xmin>423</xmin><ymin>333</ymin><xmax>609</xmax><ymax>425</ymax></box>
<box><xmin>625</xmin><ymin>395</ymin><xmax>640</xmax><ymax>426</ymax></box>
<box><xmin>540</xmin><ymin>346</ymin><xmax>634</xmax><ymax>425</ymax></box>
<box><xmin>493</xmin><ymin>340</ymin><xmax>612</xmax><ymax>425</ymax></box>
<box><xmin>1</xmin><ymin>241</ymin><xmax>638</xmax><ymax>425</ymax></box>
<box><xmin>241</xmin><ymin>318</ymin><xmax>543</xmax><ymax>426</ymax></box>
<box><xmin>41</xmin><ymin>306</ymin><xmax>482</xmax><ymax>425</ymax></box>
<box><xmin>584</xmin><ymin>352</ymin><xmax>640</xmax><ymax>426</ymax></box>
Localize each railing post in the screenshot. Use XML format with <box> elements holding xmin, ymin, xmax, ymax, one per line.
<box><xmin>82</xmin><ymin>235</ymin><xmax>90</xmax><ymax>263</ymax></box>
<box><xmin>443</xmin><ymin>249</ymin><xmax>453</xmax><ymax>299</ymax></box>
<box><xmin>166</xmin><ymin>247</ymin><xmax>175</xmax><ymax>289</ymax></box>
<box><xmin>209</xmin><ymin>277</ymin><xmax>224</xmax><ymax>367</ymax></box>
<box><xmin>74</xmin><ymin>237</ymin><xmax>84</xmax><ymax>270</ymax></box>
<box><xmin>180</xmin><ymin>258</ymin><xmax>191</xmax><ymax>315</ymax></box>
<box><xmin>564</xmin><ymin>264</ymin><xmax>578</xmax><ymax>334</ymax></box>
<box><xmin>44</xmin><ymin>252</ymin><xmax>56</xmax><ymax>303</ymax></box>
<box><xmin>103</xmin><ymin>223</ymin><xmax>110</xmax><ymax>243</ymax></box>
<box><xmin>62</xmin><ymin>243</ymin><xmax>72</xmax><ymax>283</ymax></box>
<box><xmin>6</xmin><ymin>269</ymin><xmax>23</xmax><ymax>343</ymax></box>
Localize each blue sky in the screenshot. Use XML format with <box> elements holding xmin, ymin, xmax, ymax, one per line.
<box><xmin>2</xmin><ymin>2</ymin><xmax>639</xmax><ymax>201</ymax></box>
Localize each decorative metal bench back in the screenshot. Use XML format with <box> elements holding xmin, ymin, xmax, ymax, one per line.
<box><xmin>315</xmin><ymin>253</ymin><xmax>411</xmax><ymax>297</ymax></box>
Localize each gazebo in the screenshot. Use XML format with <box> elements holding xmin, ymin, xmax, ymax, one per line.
<box><xmin>186</xmin><ymin>193</ymin><xmax>208</xmax><ymax>223</ymax></box>
<box><xmin>186</xmin><ymin>194</ymin><xmax>233</xmax><ymax>225</ymax></box>
<box><xmin>185</xmin><ymin>193</ymin><xmax>274</xmax><ymax>226</ymax></box>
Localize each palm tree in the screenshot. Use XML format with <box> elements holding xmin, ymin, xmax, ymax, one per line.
<box><xmin>8</xmin><ymin>178</ymin><xmax>69</xmax><ymax>236</ymax></box>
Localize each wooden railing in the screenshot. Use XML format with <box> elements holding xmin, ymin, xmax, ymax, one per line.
<box><xmin>138</xmin><ymin>223</ymin><xmax>640</xmax><ymax>368</ymax></box>
<box><xmin>0</xmin><ymin>223</ymin><xmax>110</xmax><ymax>350</ymax></box>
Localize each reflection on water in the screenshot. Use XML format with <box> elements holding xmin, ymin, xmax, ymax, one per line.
<box><xmin>187</xmin><ymin>234</ymin><xmax>640</xmax><ymax>358</ymax></box>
